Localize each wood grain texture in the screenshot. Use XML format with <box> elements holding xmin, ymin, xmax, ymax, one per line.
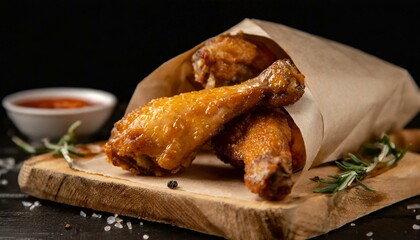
<box><xmin>18</xmin><ymin>131</ymin><xmax>420</xmax><ymax>240</ymax></box>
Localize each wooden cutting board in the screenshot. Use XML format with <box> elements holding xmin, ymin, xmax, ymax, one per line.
<box><xmin>18</xmin><ymin>130</ymin><xmax>420</xmax><ymax>240</ymax></box>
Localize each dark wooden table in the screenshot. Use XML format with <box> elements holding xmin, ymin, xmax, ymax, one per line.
<box><xmin>1</xmin><ymin>104</ymin><xmax>419</xmax><ymax>240</ymax></box>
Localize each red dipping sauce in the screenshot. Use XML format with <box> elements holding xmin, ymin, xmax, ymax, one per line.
<box><xmin>16</xmin><ymin>98</ymin><xmax>93</xmax><ymax>109</ymax></box>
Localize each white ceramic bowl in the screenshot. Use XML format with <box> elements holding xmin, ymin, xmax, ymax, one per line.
<box><xmin>2</xmin><ymin>87</ymin><xmax>117</xmax><ymax>140</ymax></box>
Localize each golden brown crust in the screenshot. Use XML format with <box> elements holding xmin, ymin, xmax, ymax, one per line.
<box><xmin>212</xmin><ymin>108</ymin><xmax>304</xmax><ymax>199</ymax></box>
<box><xmin>288</xmin><ymin>115</ymin><xmax>306</xmax><ymax>171</ymax></box>
<box><xmin>192</xmin><ymin>33</ymin><xmax>277</xmax><ymax>89</ymax></box>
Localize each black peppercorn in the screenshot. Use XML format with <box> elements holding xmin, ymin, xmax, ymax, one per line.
<box><xmin>167</xmin><ymin>180</ymin><xmax>178</xmax><ymax>189</ymax></box>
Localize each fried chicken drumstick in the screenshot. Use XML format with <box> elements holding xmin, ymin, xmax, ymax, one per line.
<box><xmin>104</xmin><ymin>59</ymin><xmax>304</xmax><ymax>176</ymax></box>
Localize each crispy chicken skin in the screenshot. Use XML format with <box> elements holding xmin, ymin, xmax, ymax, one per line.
<box><xmin>104</xmin><ymin>60</ymin><xmax>305</xmax><ymax>176</ymax></box>
<box><xmin>212</xmin><ymin>109</ymin><xmax>306</xmax><ymax>199</ymax></box>
<box><xmin>192</xmin><ymin>33</ymin><xmax>277</xmax><ymax>89</ymax></box>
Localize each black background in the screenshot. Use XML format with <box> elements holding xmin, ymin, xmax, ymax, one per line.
<box><xmin>1</xmin><ymin>1</ymin><xmax>419</xmax><ymax>104</ymax></box>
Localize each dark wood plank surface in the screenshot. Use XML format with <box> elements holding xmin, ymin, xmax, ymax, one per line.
<box><xmin>1</xmin><ymin>160</ymin><xmax>420</xmax><ymax>240</ymax></box>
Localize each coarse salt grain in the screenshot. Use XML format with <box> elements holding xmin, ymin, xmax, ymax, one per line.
<box><xmin>0</xmin><ymin>179</ymin><xmax>8</xmax><ymax>185</ymax></box>
<box><xmin>350</xmin><ymin>223</ymin><xmax>356</xmax><ymax>227</ymax></box>
<box><xmin>407</xmin><ymin>204</ymin><xmax>420</xmax><ymax>210</ymax></box>
<box><xmin>24</xmin><ymin>200</ymin><xmax>41</xmax><ymax>211</ymax></box>
<box><xmin>22</xmin><ymin>201</ymin><xmax>32</xmax><ymax>207</ymax></box>
<box><xmin>366</xmin><ymin>231</ymin><xmax>373</xmax><ymax>237</ymax></box>
<box><xmin>80</xmin><ymin>211</ymin><xmax>87</xmax><ymax>217</ymax></box>
<box><xmin>92</xmin><ymin>213</ymin><xmax>102</xmax><ymax>218</ymax></box>
<box><xmin>0</xmin><ymin>158</ymin><xmax>15</xmax><ymax>170</ymax></box>
<box><xmin>127</xmin><ymin>221</ymin><xmax>132</xmax><ymax>230</ymax></box>
<box><xmin>114</xmin><ymin>222</ymin><xmax>123</xmax><ymax>229</ymax></box>
<box><xmin>104</xmin><ymin>225</ymin><xmax>111</xmax><ymax>231</ymax></box>
<box><xmin>143</xmin><ymin>234</ymin><xmax>149</xmax><ymax>239</ymax></box>
<box><xmin>107</xmin><ymin>216</ymin><xmax>116</xmax><ymax>224</ymax></box>
<box><xmin>416</xmin><ymin>215</ymin><xmax>420</xmax><ymax>220</ymax></box>
<box><xmin>116</xmin><ymin>217</ymin><xmax>123</xmax><ymax>223</ymax></box>
<box><xmin>140</xmin><ymin>222</ymin><xmax>144</xmax><ymax>226</ymax></box>
<box><xmin>413</xmin><ymin>224</ymin><xmax>420</xmax><ymax>230</ymax></box>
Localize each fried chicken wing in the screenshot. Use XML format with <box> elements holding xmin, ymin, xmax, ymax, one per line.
<box><xmin>192</xmin><ymin>33</ymin><xmax>277</xmax><ymax>89</ymax></box>
<box><xmin>212</xmin><ymin>109</ymin><xmax>306</xmax><ymax>199</ymax></box>
<box><xmin>104</xmin><ymin>59</ymin><xmax>304</xmax><ymax>176</ymax></box>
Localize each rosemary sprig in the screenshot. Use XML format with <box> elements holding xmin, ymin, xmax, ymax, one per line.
<box><xmin>12</xmin><ymin>121</ymin><xmax>84</xmax><ymax>169</ymax></box>
<box><xmin>311</xmin><ymin>134</ymin><xmax>409</xmax><ymax>194</ymax></box>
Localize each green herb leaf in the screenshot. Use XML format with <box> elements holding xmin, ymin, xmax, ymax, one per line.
<box><xmin>12</xmin><ymin>121</ymin><xmax>84</xmax><ymax>169</ymax></box>
<box><xmin>312</xmin><ymin>134</ymin><xmax>409</xmax><ymax>194</ymax></box>
<box><xmin>12</xmin><ymin>136</ymin><xmax>37</xmax><ymax>154</ymax></box>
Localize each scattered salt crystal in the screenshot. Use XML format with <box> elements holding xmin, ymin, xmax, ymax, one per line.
<box><xmin>104</xmin><ymin>225</ymin><xmax>111</xmax><ymax>231</ymax></box>
<box><xmin>407</xmin><ymin>204</ymin><xmax>420</xmax><ymax>210</ymax></box>
<box><xmin>350</xmin><ymin>223</ymin><xmax>356</xmax><ymax>227</ymax></box>
<box><xmin>0</xmin><ymin>157</ymin><xmax>15</xmax><ymax>170</ymax></box>
<box><xmin>114</xmin><ymin>213</ymin><xmax>119</xmax><ymax>217</ymax></box>
<box><xmin>114</xmin><ymin>222</ymin><xmax>123</xmax><ymax>229</ymax></box>
<box><xmin>116</xmin><ymin>217</ymin><xmax>123</xmax><ymax>223</ymax></box>
<box><xmin>22</xmin><ymin>200</ymin><xmax>41</xmax><ymax>211</ymax></box>
<box><xmin>139</xmin><ymin>222</ymin><xmax>144</xmax><ymax>226</ymax></box>
<box><xmin>366</xmin><ymin>231</ymin><xmax>373</xmax><ymax>237</ymax></box>
<box><xmin>92</xmin><ymin>213</ymin><xmax>102</xmax><ymax>218</ymax></box>
<box><xmin>413</xmin><ymin>224</ymin><xmax>420</xmax><ymax>230</ymax></box>
<box><xmin>126</xmin><ymin>221</ymin><xmax>132</xmax><ymax>230</ymax></box>
<box><xmin>80</xmin><ymin>211</ymin><xmax>87</xmax><ymax>217</ymax></box>
<box><xmin>143</xmin><ymin>234</ymin><xmax>149</xmax><ymax>240</ymax></box>
<box><xmin>416</xmin><ymin>215</ymin><xmax>420</xmax><ymax>220</ymax></box>
<box><xmin>0</xmin><ymin>179</ymin><xmax>8</xmax><ymax>185</ymax></box>
<box><xmin>22</xmin><ymin>201</ymin><xmax>32</xmax><ymax>207</ymax></box>
<box><xmin>107</xmin><ymin>216</ymin><xmax>116</xmax><ymax>224</ymax></box>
